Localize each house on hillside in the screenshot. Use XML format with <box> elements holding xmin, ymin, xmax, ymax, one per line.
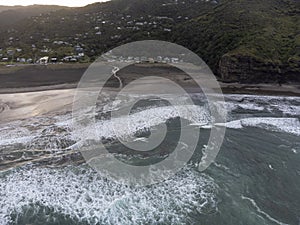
<box><xmin>63</xmin><ymin>56</ymin><xmax>78</xmax><ymax>62</ymax></box>
<box><xmin>50</xmin><ymin>58</ymin><xmax>58</xmax><ymax>63</ymax></box>
<box><xmin>74</xmin><ymin>45</ymin><xmax>84</xmax><ymax>53</ymax></box>
<box><xmin>37</xmin><ymin>56</ymin><xmax>49</xmax><ymax>64</ymax></box>
<box><xmin>171</xmin><ymin>58</ymin><xmax>179</xmax><ymax>63</ymax></box>
<box><xmin>19</xmin><ymin>58</ymin><xmax>26</xmax><ymax>63</ymax></box>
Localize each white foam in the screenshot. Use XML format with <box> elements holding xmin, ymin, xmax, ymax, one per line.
<box><xmin>275</xmin><ymin>104</ymin><xmax>300</xmax><ymax>116</ymax></box>
<box><xmin>1</xmin><ymin>93</ymin><xmax>299</xmax><ymax>155</ymax></box>
<box><xmin>0</xmin><ymin>104</ymin><xmax>211</xmax><ymax>151</ymax></box>
<box><xmin>237</xmin><ymin>103</ymin><xmax>265</xmax><ymax>111</ymax></box>
<box><xmin>218</xmin><ymin>117</ymin><xmax>300</xmax><ymax>136</ymax></box>
<box><xmin>225</xmin><ymin>94</ymin><xmax>300</xmax><ymax>102</ymax></box>
<box><xmin>0</xmin><ymin>122</ymin><xmax>34</xmax><ymax>146</ymax></box>
<box><xmin>268</xmin><ymin>164</ymin><xmax>274</xmax><ymax>170</ymax></box>
<box><xmin>0</xmin><ymin>136</ymin><xmax>33</xmax><ymax>146</ymax></box>
<box><xmin>0</xmin><ymin>166</ymin><xmax>217</xmax><ymax>224</ymax></box>
<box><xmin>73</xmin><ymin>105</ymin><xmax>211</xmax><ymax>142</ymax></box>
<box><xmin>241</xmin><ymin>195</ymin><xmax>289</xmax><ymax>225</ymax></box>
<box><xmin>291</xmin><ymin>148</ymin><xmax>298</xmax><ymax>154</ymax></box>
<box><xmin>225</xmin><ymin>94</ymin><xmax>300</xmax><ymax>115</ymax></box>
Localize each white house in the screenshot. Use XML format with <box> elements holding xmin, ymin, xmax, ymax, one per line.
<box><xmin>50</xmin><ymin>58</ymin><xmax>58</xmax><ymax>63</ymax></box>
<box><xmin>37</xmin><ymin>56</ymin><xmax>49</xmax><ymax>64</ymax></box>
<box><xmin>171</xmin><ymin>58</ymin><xmax>179</xmax><ymax>63</ymax></box>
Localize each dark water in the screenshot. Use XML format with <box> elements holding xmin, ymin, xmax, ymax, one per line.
<box><xmin>0</xmin><ymin>94</ymin><xmax>299</xmax><ymax>225</ymax></box>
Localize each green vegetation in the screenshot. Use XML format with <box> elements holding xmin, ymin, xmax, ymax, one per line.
<box><xmin>0</xmin><ymin>0</ymin><xmax>299</xmax><ymax>83</ymax></box>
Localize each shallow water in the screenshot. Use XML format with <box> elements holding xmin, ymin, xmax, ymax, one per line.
<box><xmin>0</xmin><ymin>94</ymin><xmax>299</xmax><ymax>225</ymax></box>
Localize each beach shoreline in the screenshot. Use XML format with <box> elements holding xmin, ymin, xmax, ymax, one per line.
<box><xmin>0</xmin><ymin>63</ymin><xmax>299</xmax><ymax>96</ymax></box>
<box><xmin>1</xmin><ymin>82</ymin><xmax>299</xmax><ymax>97</ymax></box>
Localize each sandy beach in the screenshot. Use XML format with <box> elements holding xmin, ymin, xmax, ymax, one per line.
<box><xmin>0</xmin><ymin>63</ymin><xmax>299</xmax><ymax>95</ymax></box>
<box><xmin>0</xmin><ymin>89</ymin><xmax>75</xmax><ymax>122</ymax></box>
<box><xmin>0</xmin><ymin>63</ymin><xmax>299</xmax><ymax>122</ymax></box>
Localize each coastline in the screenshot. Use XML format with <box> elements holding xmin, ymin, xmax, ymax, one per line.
<box><xmin>1</xmin><ymin>84</ymin><xmax>299</xmax><ymax>123</ymax></box>
<box><xmin>220</xmin><ymin>83</ymin><xmax>300</xmax><ymax>96</ymax></box>
<box><xmin>1</xmin><ymin>82</ymin><xmax>300</xmax><ymax>96</ymax></box>
<box><xmin>0</xmin><ymin>63</ymin><xmax>299</xmax><ymax>96</ymax></box>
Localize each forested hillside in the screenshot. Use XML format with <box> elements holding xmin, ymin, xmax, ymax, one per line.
<box><xmin>0</xmin><ymin>0</ymin><xmax>299</xmax><ymax>83</ymax></box>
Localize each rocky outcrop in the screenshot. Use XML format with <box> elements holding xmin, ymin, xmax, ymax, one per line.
<box><xmin>219</xmin><ymin>54</ymin><xmax>300</xmax><ymax>84</ymax></box>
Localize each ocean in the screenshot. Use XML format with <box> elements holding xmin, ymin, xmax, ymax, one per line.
<box><xmin>0</xmin><ymin>94</ymin><xmax>299</xmax><ymax>225</ymax></box>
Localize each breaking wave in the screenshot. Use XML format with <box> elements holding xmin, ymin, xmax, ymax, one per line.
<box><xmin>219</xmin><ymin>117</ymin><xmax>300</xmax><ymax>136</ymax></box>
<box><xmin>0</xmin><ymin>166</ymin><xmax>217</xmax><ymax>225</ymax></box>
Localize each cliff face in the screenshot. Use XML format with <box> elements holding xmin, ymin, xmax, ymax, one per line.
<box><xmin>219</xmin><ymin>55</ymin><xmax>300</xmax><ymax>84</ymax></box>
<box><xmin>173</xmin><ymin>0</ymin><xmax>300</xmax><ymax>84</ymax></box>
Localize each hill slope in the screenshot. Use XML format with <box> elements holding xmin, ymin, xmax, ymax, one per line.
<box><xmin>0</xmin><ymin>6</ymin><xmax>24</xmax><ymax>13</ymax></box>
<box><xmin>0</xmin><ymin>0</ymin><xmax>299</xmax><ymax>83</ymax></box>
<box><xmin>0</xmin><ymin>5</ymin><xmax>69</xmax><ymax>27</ymax></box>
<box><xmin>172</xmin><ymin>0</ymin><xmax>300</xmax><ymax>83</ymax></box>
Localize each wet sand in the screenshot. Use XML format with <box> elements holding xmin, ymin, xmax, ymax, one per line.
<box><xmin>220</xmin><ymin>82</ymin><xmax>300</xmax><ymax>96</ymax></box>
<box><xmin>0</xmin><ymin>63</ymin><xmax>299</xmax><ymax>122</ymax></box>
<box><xmin>0</xmin><ymin>63</ymin><xmax>299</xmax><ymax>96</ymax></box>
<box><xmin>0</xmin><ymin>89</ymin><xmax>75</xmax><ymax>122</ymax></box>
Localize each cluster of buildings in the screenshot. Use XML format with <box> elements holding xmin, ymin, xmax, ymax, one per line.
<box><xmin>35</xmin><ymin>53</ymin><xmax>85</xmax><ymax>64</ymax></box>
<box><xmin>0</xmin><ymin>0</ymin><xmax>216</xmax><ymax>64</ymax></box>
<box><xmin>0</xmin><ymin>44</ymin><xmax>85</xmax><ymax>64</ymax></box>
<box><xmin>105</xmin><ymin>54</ymin><xmax>182</xmax><ymax>64</ymax></box>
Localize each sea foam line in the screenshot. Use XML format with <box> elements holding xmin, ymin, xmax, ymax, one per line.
<box><xmin>217</xmin><ymin>117</ymin><xmax>300</xmax><ymax>136</ymax></box>
<box><xmin>241</xmin><ymin>195</ymin><xmax>289</xmax><ymax>225</ymax></box>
